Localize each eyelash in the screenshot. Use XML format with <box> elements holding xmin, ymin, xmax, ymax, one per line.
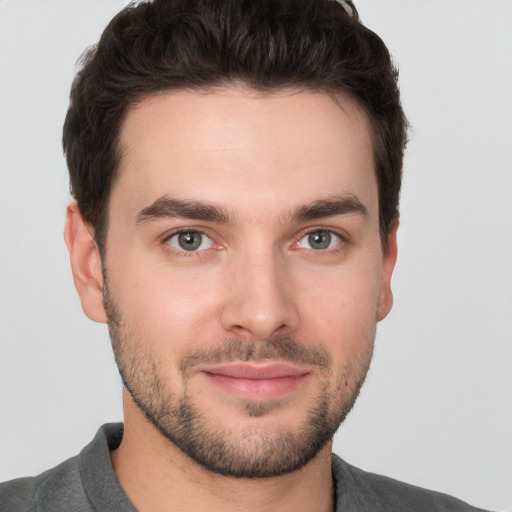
<box><xmin>161</xmin><ymin>226</ymin><xmax>347</xmax><ymax>257</ymax></box>
<box><xmin>293</xmin><ymin>227</ymin><xmax>347</xmax><ymax>253</ymax></box>
<box><xmin>162</xmin><ymin>228</ymin><xmax>218</xmax><ymax>258</ymax></box>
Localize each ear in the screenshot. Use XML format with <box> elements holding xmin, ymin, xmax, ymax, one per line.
<box><xmin>377</xmin><ymin>220</ymin><xmax>399</xmax><ymax>322</ymax></box>
<box><xmin>64</xmin><ymin>201</ymin><xmax>107</xmax><ymax>323</ymax></box>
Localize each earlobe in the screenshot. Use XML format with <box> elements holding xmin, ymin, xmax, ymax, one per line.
<box><xmin>377</xmin><ymin>220</ymin><xmax>399</xmax><ymax>322</ymax></box>
<box><xmin>64</xmin><ymin>201</ymin><xmax>107</xmax><ymax>323</ymax></box>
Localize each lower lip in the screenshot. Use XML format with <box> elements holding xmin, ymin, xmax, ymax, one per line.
<box><xmin>202</xmin><ymin>372</ymin><xmax>310</xmax><ymax>401</ymax></box>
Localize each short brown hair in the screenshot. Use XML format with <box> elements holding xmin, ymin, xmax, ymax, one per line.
<box><xmin>63</xmin><ymin>0</ymin><xmax>407</xmax><ymax>251</ymax></box>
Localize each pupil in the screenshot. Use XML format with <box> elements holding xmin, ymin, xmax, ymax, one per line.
<box><xmin>309</xmin><ymin>231</ymin><xmax>331</xmax><ymax>250</ymax></box>
<box><xmin>178</xmin><ymin>232</ymin><xmax>201</xmax><ymax>251</ymax></box>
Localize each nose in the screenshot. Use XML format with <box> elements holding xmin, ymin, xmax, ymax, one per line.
<box><xmin>220</xmin><ymin>250</ymin><xmax>300</xmax><ymax>341</ymax></box>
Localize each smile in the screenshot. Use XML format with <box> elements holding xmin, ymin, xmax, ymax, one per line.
<box><xmin>199</xmin><ymin>362</ymin><xmax>312</xmax><ymax>401</ymax></box>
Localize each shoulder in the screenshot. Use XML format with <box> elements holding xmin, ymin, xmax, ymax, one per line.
<box><xmin>0</xmin><ymin>424</ymin><xmax>127</xmax><ymax>512</ymax></box>
<box><xmin>332</xmin><ymin>454</ymin><xmax>492</xmax><ymax>512</ymax></box>
<box><xmin>0</xmin><ymin>474</ymin><xmax>38</xmax><ymax>512</ymax></box>
<box><xmin>0</xmin><ymin>455</ymin><xmax>91</xmax><ymax>512</ymax></box>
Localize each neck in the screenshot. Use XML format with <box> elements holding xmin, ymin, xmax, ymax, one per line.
<box><xmin>111</xmin><ymin>394</ymin><xmax>335</xmax><ymax>512</ymax></box>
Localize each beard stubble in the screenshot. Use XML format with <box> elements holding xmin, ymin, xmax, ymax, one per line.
<box><xmin>103</xmin><ymin>281</ymin><xmax>374</xmax><ymax>478</ymax></box>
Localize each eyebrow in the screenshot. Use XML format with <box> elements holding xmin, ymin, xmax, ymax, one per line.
<box><xmin>292</xmin><ymin>195</ymin><xmax>368</xmax><ymax>223</ymax></box>
<box><xmin>135</xmin><ymin>194</ymin><xmax>367</xmax><ymax>226</ymax></box>
<box><xmin>136</xmin><ymin>197</ymin><xmax>231</xmax><ymax>224</ymax></box>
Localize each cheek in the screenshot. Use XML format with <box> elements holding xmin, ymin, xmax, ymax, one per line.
<box><xmin>109</xmin><ymin>262</ymin><xmax>224</xmax><ymax>343</ymax></box>
<box><xmin>298</xmin><ymin>265</ymin><xmax>381</xmax><ymax>350</ymax></box>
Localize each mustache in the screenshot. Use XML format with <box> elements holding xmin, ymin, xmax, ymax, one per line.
<box><xmin>179</xmin><ymin>335</ymin><xmax>332</xmax><ymax>377</ymax></box>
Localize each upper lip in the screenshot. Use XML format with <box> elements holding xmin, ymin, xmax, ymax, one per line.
<box><xmin>199</xmin><ymin>362</ymin><xmax>311</xmax><ymax>380</ymax></box>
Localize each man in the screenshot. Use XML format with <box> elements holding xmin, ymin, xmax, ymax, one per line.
<box><xmin>0</xmin><ymin>0</ymin><xmax>495</xmax><ymax>510</ymax></box>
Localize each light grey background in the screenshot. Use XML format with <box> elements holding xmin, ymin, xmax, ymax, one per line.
<box><xmin>1</xmin><ymin>1</ymin><xmax>511</xmax><ymax>510</ymax></box>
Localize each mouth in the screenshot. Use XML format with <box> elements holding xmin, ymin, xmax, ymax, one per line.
<box><xmin>198</xmin><ymin>362</ymin><xmax>312</xmax><ymax>401</ymax></box>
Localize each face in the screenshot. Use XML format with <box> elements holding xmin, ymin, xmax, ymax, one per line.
<box><xmin>72</xmin><ymin>88</ymin><xmax>397</xmax><ymax>477</ymax></box>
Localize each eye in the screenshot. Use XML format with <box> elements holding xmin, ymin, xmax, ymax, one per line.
<box><xmin>297</xmin><ymin>229</ymin><xmax>342</xmax><ymax>251</ymax></box>
<box><xmin>167</xmin><ymin>230</ymin><xmax>213</xmax><ymax>252</ymax></box>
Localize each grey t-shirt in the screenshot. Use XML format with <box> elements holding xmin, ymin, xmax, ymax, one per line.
<box><xmin>0</xmin><ymin>423</ymin><xmax>491</xmax><ymax>511</ymax></box>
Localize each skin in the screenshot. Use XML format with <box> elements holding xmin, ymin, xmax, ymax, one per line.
<box><xmin>64</xmin><ymin>87</ymin><xmax>398</xmax><ymax>512</ymax></box>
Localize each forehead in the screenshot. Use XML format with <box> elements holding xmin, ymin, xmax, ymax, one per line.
<box><xmin>113</xmin><ymin>87</ymin><xmax>377</xmax><ymax>223</ymax></box>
